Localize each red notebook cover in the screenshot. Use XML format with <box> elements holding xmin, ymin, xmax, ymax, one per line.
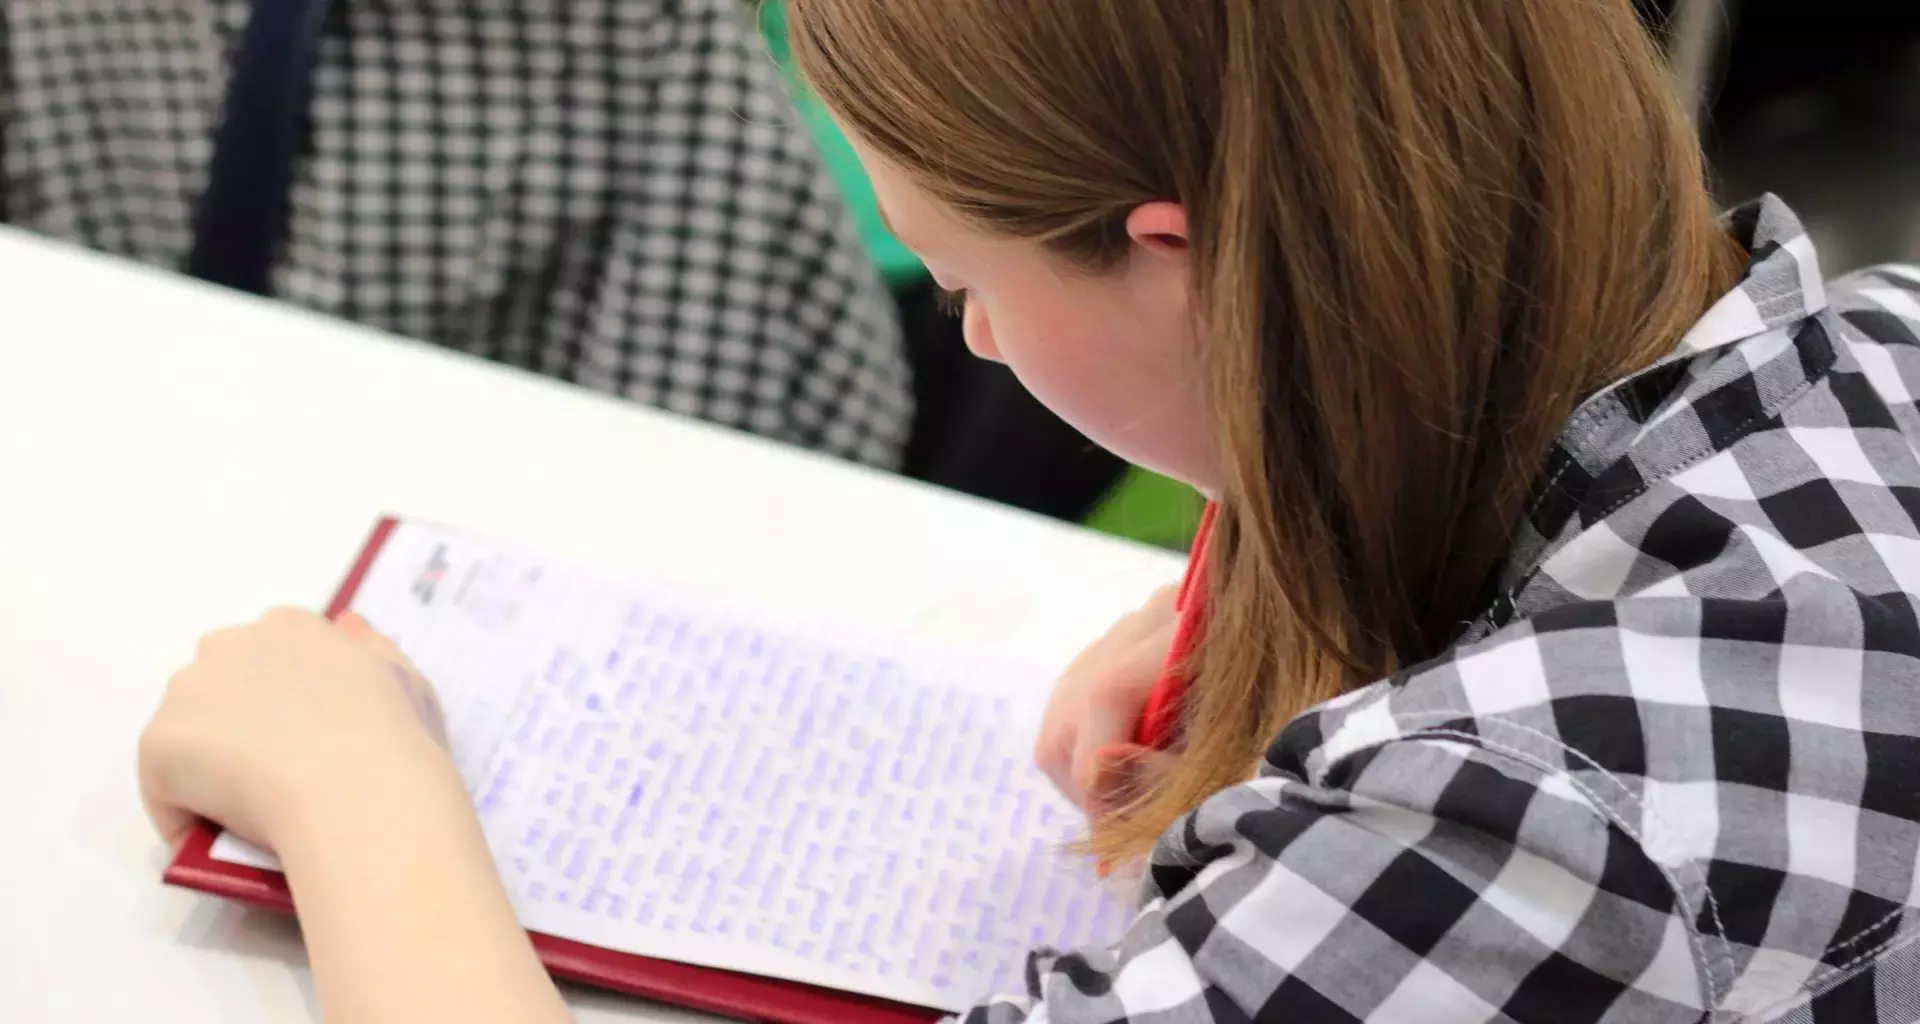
<box><xmin>163</xmin><ymin>517</ymin><xmax>943</xmax><ymax>1024</ymax></box>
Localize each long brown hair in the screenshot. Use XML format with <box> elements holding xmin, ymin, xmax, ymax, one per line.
<box><xmin>792</xmin><ymin>0</ymin><xmax>1741</xmax><ymax>862</ymax></box>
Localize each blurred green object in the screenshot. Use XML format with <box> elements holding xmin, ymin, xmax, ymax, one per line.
<box><xmin>1083</xmin><ymin>469</ymin><xmax>1207</xmax><ymax>550</ymax></box>
<box><xmin>757</xmin><ymin>1</ymin><xmax>1204</xmax><ymax>551</ymax></box>
<box><xmin>758</xmin><ymin>1</ymin><xmax>924</xmax><ymax>289</ymax></box>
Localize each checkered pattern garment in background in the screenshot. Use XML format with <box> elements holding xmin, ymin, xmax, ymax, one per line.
<box><xmin>0</xmin><ymin>0</ymin><xmax>911</xmax><ymax>467</ymax></box>
<box><xmin>959</xmin><ymin>197</ymin><xmax>1920</xmax><ymax>1024</ymax></box>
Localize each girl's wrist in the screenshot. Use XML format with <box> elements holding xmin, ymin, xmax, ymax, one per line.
<box><xmin>265</xmin><ymin>738</ymin><xmax>568</xmax><ymax>1024</ymax></box>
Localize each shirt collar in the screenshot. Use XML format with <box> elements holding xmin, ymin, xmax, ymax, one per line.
<box><xmin>1671</xmin><ymin>194</ymin><xmax>1829</xmax><ymax>358</ymax></box>
<box><xmin>1480</xmin><ymin>195</ymin><xmax>1841</xmax><ymax>633</ymax></box>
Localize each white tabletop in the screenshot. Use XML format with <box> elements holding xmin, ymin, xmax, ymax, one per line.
<box><xmin>0</xmin><ymin>228</ymin><xmax>1184</xmax><ymax>1023</ymax></box>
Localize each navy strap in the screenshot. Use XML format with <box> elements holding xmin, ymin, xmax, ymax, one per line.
<box><xmin>185</xmin><ymin>0</ymin><xmax>333</xmax><ymax>295</ymax></box>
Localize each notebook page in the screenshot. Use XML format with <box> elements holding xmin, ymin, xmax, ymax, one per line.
<box><xmin>212</xmin><ymin>521</ymin><xmax>1136</xmax><ymax>1012</ymax></box>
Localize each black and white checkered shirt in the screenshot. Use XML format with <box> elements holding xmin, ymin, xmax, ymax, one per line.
<box><xmin>0</xmin><ymin>0</ymin><xmax>911</xmax><ymax>467</ymax></box>
<box><xmin>965</xmin><ymin>198</ymin><xmax>1920</xmax><ymax>1023</ymax></box>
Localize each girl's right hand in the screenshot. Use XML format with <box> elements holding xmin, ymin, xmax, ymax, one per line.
<box><xmin>1034</xmin><ymin>586</ymin><xmax>1180</xmax><ymax>815</ymax></box>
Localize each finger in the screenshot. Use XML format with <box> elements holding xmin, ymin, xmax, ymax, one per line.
<box><xmin>192</xmin><ymin>623</ymin><xmax>250</xmax><ymax>665</ymax></box>
<box><xmin>1034</xmin><ymin>723</ymin><xmax>1076</xmax><ymax>804</ymax></box>
<box><xmin>1068</xmin><ymin>641</ymin><xmax>1178</xmax><ymax>803</ymax></box>
<box><xmin>137</xmin><ymin>725</ymin><xmax>198</xmax><ymax>851</ymax></box>
<box><xmin>1109</xmin><ymin>585</ymin><xmax>1177</xmax><ymax>638</ymax></box>
<box><xmin>1087</xmin><ymin>743</ymin><xmax>1176</xmax><ymax>816</ymax></box>
<box><xmin>1070</xmin><ymin>690</ymin><xmax>1152</xmax><ymax>807</ymax></box>
<box><xmin>1126</xmin><ymin>607</ymin><xmax>1182</xmax><ymax>683</ymax></box>
<box><xmin>336</xmin><ymin>611</ymin><xmax>392</xmax><ymax>651</ymax></box>
<box><xmin>339</xmin><ymin>612</ymin><xmax>411</xmax><ymax>668</ymax></box>
<box><xmin>1101</xmin><ymin>584</ymin><xmax>1180</xmax><ymax>646</ymax></box>
<box><xmin>140</xmin><ymin>785</ymin><xmax>198</xmax><ymax>852</ymax></box>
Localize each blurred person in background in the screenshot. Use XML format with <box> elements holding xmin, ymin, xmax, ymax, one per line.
<box><xmin>0</xmin><ymin>0</ymin><xmax>912</xmax><ymax>468</ymax></box>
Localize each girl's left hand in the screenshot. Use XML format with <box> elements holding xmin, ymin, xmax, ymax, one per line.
<box><xmin>143</xmin><ymin>611</ymin><xmax>575</xmax><ymax>1024</ymax></box>
<box><xmin>139</xmin><ymin>608</ymin><xmax>453</xmax><ymax>853</ymax></box>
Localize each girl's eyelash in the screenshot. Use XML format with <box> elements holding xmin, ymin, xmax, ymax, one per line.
<box><xmin>935</xmin><ymin>287</ymin><xmax>968</xmax><ymax>317</ymax></box>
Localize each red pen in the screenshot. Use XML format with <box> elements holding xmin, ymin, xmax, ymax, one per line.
<box><xmin>1133</xmin><ymin>502</ymin><xmax>1217</xmax><ymax>751</ymax></box>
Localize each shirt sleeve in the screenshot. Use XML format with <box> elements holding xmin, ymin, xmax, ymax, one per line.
<box><xmin>954</xmin><ymin>694</ymin><xmax>1708</xmax><ymax>1022</ymax></box>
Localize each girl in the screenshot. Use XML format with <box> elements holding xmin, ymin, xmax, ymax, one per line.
<box><xmin>138</xmin><ymin>1</ymin><xmax>1920</xmax><ymax>1021</ymax></box>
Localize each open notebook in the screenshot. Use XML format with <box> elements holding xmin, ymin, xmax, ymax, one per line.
<box><xmin>165</xmin><ymin>518</ymin><xmax>1136</xmax><ymax>1023</ymax></box>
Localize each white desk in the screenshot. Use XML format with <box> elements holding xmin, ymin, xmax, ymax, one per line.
<box><xmin>0</xmin><ymin>228</ymin><xmax>1183</xmax><ymax>1023</ymax></box>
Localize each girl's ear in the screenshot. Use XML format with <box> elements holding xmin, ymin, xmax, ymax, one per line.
<box><xmin>1125</xmin><ymin>202</ymin><xmax>1191</xmax><ymax>259</ymax></box>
